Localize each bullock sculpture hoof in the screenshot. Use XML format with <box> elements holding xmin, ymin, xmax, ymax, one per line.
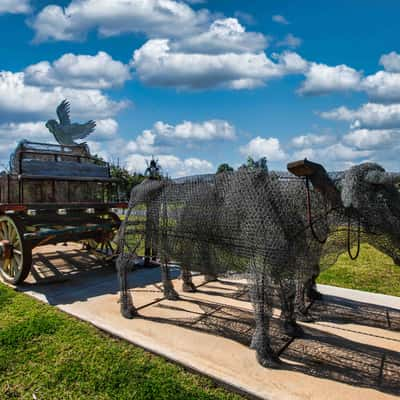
<box><xmin>309</xmin><ymin>288</ymin><xmax>323</xmax><ymax>301</ymax></box>
<box><xmin>164</xmin><ymin>287</ymin><xmax>180</xmax><ymax>300</ymax></box>
<box><xmin>182</xmin><ymin>282</ymin><xmax>197</xmax><ymax>292</ymax></box>
<box><xmin>121</xmin><ymin>306</ymin><xmax>137</xmax><ymax>319</ymax></box>
<box><xmin>296</xmin><ymin>310</ymin><xmax>315</xmax><ymax>323</ymax></box>
<box><xmin>283</xmin><ymin>321</ymin><xmax>304</xmax><ymax>338</ymax></box>
<box><xmin>256</xmin><ymin>352</ymin><xmax>282</xmax><ymax>369</ymax></box>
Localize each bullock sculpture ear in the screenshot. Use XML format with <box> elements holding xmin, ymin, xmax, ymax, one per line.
<box><xmin>287</xmin><ymin>158</ymin><xmax>342</xmax><ymax>207</ymax></box>
<box><xmin>365</xmin><ymin>170</ymin><xmax>400</xmax><ymax>185</ymax></box>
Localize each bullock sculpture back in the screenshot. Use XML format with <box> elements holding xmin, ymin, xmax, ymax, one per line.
<box><xmin>117</xmin><ymin>160</ymin><xmax>400</xmax><ymax>367</ymax></box>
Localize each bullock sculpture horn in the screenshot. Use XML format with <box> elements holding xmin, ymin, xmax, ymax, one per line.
<box><xmin>287</xmin><ymin>158</ymin><xmax>342</xmax><ymax>207</ymax></box>
<box><xmin>365</xmin><ymin>170</ymin><xmax>400</xmax><ymax>185</ymax></box>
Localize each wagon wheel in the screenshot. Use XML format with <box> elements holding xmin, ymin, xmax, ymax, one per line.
<box><xmin>0</xmin><ymin>215</ymin><xmax>32</xmax><ymax>284</ymax></box>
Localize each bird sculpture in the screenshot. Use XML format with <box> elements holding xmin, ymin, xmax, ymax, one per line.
<box><xmin>45</xmin><ymin>99</ymin><xmax>96</xmax><ymax>146</ymax></box>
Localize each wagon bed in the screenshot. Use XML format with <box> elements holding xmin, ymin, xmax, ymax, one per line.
<box><xmin>0</xmin><ymin>140</ymin><xmax>127</xmax><ymax>284</ymax></box>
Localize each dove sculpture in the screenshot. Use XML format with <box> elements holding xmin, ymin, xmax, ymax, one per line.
<box><xmin>46</xmin><ymin>99</ymin><xmax>96</xmax><ymax>146</ymax></box>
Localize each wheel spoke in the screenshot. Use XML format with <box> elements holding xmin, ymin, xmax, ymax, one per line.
<box><xmin>4</xmin><ymin>258</ymin><xmax>11</xmax><ymax>274</ymax></box>
<box><xmin>0</xmin><ymin>222</ymin><xmax>6</xmax><ymax>239</ymax></box>
<box><xmin>13</xmin><ymin>249</ymin><xmax>22</xmax><ymax>255</ymax></box>
<box><xmin>11</xmin><ymin>236</ymin><xmax>21</xmax><ymax>250</ymax></box>
<box><xmin>3</xmin><ymin>222</ymin><xmax>9</xmax><ymax>239</ymax></box>
<box><xmin>10</xmin><ymin>258</ymin><xmax>16</xmax><ymax>277</ymax></box>
<box><xmin>9</xmin><ymin>225</ymin><xmax>17</xmax><ymax>244</ymax></box>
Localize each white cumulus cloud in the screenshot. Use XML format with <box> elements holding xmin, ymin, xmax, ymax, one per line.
<box><xmin>24</xmin><ymin>51</ymin><xmax>131</xmax><ymax>89</ymax></box>
<box><xmin>153</xmin><ymin>119</ymin><xmax>236</xmax><ymax>141</ymax></box>
<box><xmin>174</xmin><ymin>18</ymin><xmax>268</xmax><ymax>54</ymax></box>
<box><xmin>132</xmin><ymin>39</ymin><xmax>307</xmax><ymax>90</ymax></box>
<box><xmin>0</xmin><ymin>71</ymin><xmax>128</xmax><ymax>122</ymax></box>
<box><xmin>379</xmin><ymin>51</ymin><xmax>400</xmax><ymax>73</ymax></box>
<box><xmin>32</xmin><ymin>0</ymin><xmax>210</xmax><ymax>42</ymax></box>
<box><xmin>291</xmin><ymin>134</ymin><xmax>334</xmax><ymax>148</ymax></box>
<box><xmin>361</xmin><ymin>71</ymin><xmax>400</xmax><ymax>103</ymax></box>
<box><xmin>320</xmin><ymin>103</ymin><xmax>400</xmax><ymax>130</ymax></box>
<box><xmin>299</xmin><ymin>63</ymin><xmax>362</xmax><ymax>95</ymax></box>
<box><xmin>0</xmin><ymin>0</ymin><xmax>31</xmax><ymax>14</ymax></box>
<box><xmin>343</xmin><ymin>129</ymin><xmax>397</xmax><ymax>149</ymax></box>
<box><xmin>292</xmin><ymin>143</ymin><xmax>372</xmax><ymax>164</ymax></box>
<box><xmin>125</xmin><ymin>153</ymin><xmax>213</xmax><ymax>177</ymax></box>
<box><xmin>240</xmin><ymin>136</ymin><xmax>287</xmax><ymax>161</ymax></box>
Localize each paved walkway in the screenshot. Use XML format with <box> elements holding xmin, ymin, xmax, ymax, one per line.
<box><xmin>3</xmin><ymin>243</ymin><xmax>400</xmax><ymax>400</ymax></box>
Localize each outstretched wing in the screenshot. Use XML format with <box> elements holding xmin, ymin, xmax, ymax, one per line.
<box><xmin>56</xmin><ymin>99</ymin><xmax>71</xmax><ymax>125</ymax></box>
<box><xmin>70</xmin><ymin>120</ymin><xmax>96</xmax><ymax>140</ymax></box>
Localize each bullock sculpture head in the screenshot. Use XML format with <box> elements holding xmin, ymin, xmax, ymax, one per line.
<box><xmin>340</xmin><ymin>163</ymin><xmax>400</xmax><ymax>236</ymax></box>
<box><xmin>288</xmin><ymin>159</ymin><xmax>400</xmax><ymax>240</ymax></box>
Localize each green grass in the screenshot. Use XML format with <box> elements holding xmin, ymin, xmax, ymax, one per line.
<box><xmin>0</xmin><ymin>284</ymin><xmax>242</xmax><ymax>400</ymax></box>
<box><xmin>318</xmin><ymin>243</ymin><xmax>400</xmax><ymax>297</ymax></box>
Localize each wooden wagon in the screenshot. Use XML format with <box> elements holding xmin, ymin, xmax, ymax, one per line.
<box><xmin>0</xmin><ymin>140</ymin><xmax>127</xmax><ymax>284</ymax></box>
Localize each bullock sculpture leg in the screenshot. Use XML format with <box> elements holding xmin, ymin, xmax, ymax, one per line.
<box><xmin>250</xmin><ymin>262</ymin><xmax>281</xmax><ymax>368</ymax></box>
<box><xmin>279</xmin><ymin>278</ymin><xmax>304</xmax><ymax>337</ymax></box>
<box><xmin>307</xmin><ymin>264</ymin><xmax>322</xmax><ymax>301</ymax></box>
<box><xmin>117</xmin><ymin>254</ymin><xmax>136</xmax><ymax>319</ymax></box>
<box><xmin>181</xmin><ymin>266</ymin><xmax>197</xmax><ymax>292</ymax></box>
<box><xmin>294</xmin><ymin>272</ymin><xmax>315</xmax><ymax>322</ymax></box>
<box><xmin>200</xmin><ymin>243</ymin><xmax>218</xmax><ymax>283</ymax></box>
<box><xmin>161</xmin><ymin>258</ymin><xmax>180</xmax><ymax>300</ymax></box>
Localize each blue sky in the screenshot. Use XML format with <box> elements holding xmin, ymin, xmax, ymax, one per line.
<box><xmin>0</xmin><ymin>0</ymin><xmax>399</xmax><ymax>176</ymax></box>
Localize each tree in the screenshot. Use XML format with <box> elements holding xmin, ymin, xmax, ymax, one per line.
<box><xmin>241</xmin><ymin>156</ymin><xmax>268</xmax><ymax>172</ymax></box>
<box><xmin>216</xmin><ymin>163</ymin><xmax>234</xmax><ymax>173</ymax></box>
<box><xmin>89</xmin><ymin>154</ymin><xmax>145</xmax><ymax>200</ymax></box>
<box><xmin>110</xmin><ymin>163</ymin><xmax>145</xmax><ymax>200</ymax></box>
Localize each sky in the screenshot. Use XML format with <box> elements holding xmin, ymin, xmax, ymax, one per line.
<box><xmin>0</xmin><ymin>0</ymin><xmax>400</xmax><ymax>177</ymax></box>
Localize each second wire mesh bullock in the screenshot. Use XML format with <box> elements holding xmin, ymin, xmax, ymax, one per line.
<box><xmin>117</xmin><ymin>159</ymin><xmax>400</xmax><ymax>367</ymax></box>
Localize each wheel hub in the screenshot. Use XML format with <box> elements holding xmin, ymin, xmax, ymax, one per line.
<box><xmin>0</xmin><ymin>240</ymin><xmax>12</xmax><ymax>259</ymax></box>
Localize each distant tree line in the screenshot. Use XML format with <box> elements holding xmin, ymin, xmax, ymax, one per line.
<box><xmin>216</xmin><ymin>156</ymin><xmax>268</xmax><ymax>174</ymax></box>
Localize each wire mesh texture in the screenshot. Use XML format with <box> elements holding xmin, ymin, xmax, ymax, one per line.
<box><xmin>117</xmin><ymin>160</ymin><xmax>400</xmax><ymax>368</ymax></box>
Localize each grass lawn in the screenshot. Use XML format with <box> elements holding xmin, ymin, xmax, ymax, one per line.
<box><xmin>318</xmin><ymin>243</ymin><xmax>400</xmax><ymax>297</ymax></box>
<box><xmin>0</xmin><ymin>283</ymin><xmax>242</xmax><ymax>400</ymax></box>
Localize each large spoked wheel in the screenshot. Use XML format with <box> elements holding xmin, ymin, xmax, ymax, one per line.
<box><xmin>0</xmin><ymin>215</ymin><xmax>32</xmax><ymax>284</ymax></box>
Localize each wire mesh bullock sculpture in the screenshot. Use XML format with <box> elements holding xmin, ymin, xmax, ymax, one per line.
<box><xmin>117</xmin><ymin>159</ymin><xmax>400</xmax><ymax>368</ymax></box>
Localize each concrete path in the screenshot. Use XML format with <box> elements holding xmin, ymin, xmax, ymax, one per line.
<box><xmin>2</xmin><ymin>243</ymin><xmax>400</xmax><ymax>400</ymax></box>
